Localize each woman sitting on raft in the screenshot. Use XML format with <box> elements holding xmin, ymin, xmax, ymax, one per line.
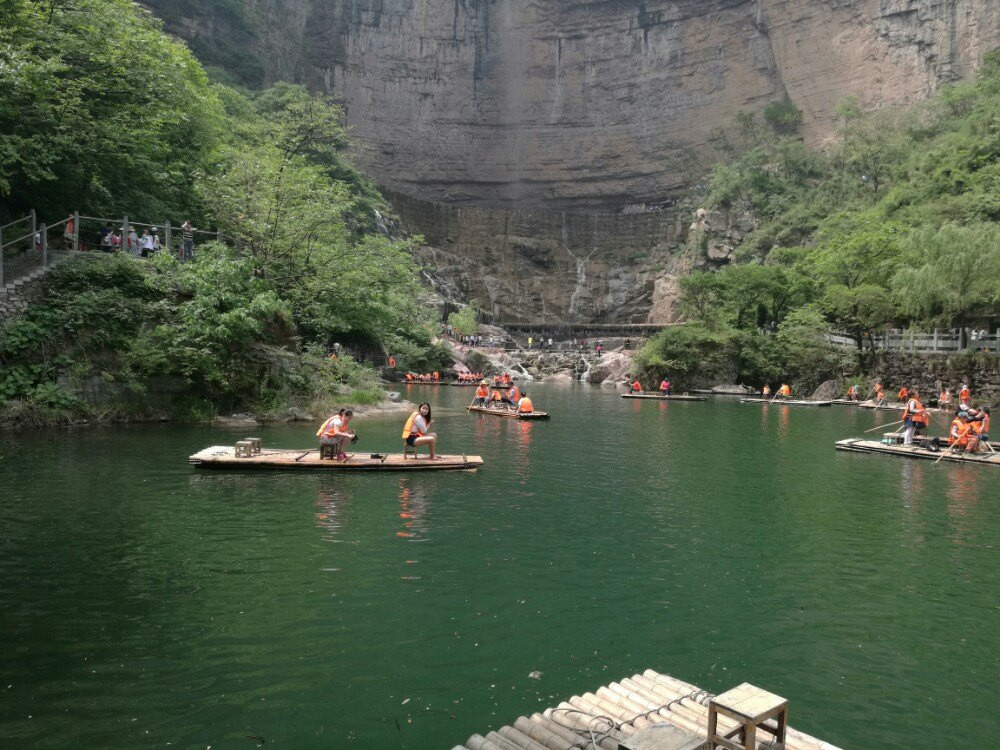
<box><xmin>402</xmin><ymin>402</ymin><xmax>440</xmax><ymax>459</ymax></box>
<box><xmin>317</xmin><ymin>409</ymin><xmax>355</xmax><ymax>461</ymax></box>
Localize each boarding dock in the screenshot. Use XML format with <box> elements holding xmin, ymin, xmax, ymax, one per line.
<box><xmin>452</xmin><ymin>669</ymin><xmax>840</xmax><ymax>750</ymax></box>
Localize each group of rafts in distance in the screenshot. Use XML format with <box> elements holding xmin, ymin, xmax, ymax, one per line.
<box><xmin>623</xmin><ymin>375</ymin><xmax>994</xmax><ymax>466</ymax></box>
<box><xmin>189</xmin><ymin>373</ymin><xmax>992</xmax><ymax>471</ymax></box>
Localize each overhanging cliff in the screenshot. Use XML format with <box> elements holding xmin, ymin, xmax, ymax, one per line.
<box><xmin>145</xmin><ymin>0</ymin><xmax>999</xmax><ymax>322</ymax></box>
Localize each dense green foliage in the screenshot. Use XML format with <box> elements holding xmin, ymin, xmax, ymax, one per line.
<box><xmin>640</xmin><ymin>53</ymin><xmax>1000</xmax><ymax>390</ymax></box>
<box><xmin>0</xmin><ymin>0</ymin><xmax>439</xmax><ymax>422</ymax></box>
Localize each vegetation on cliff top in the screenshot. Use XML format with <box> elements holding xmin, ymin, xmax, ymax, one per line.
<box><xmin>0</xmin><ymin>0</ymin><xmax>442</xmax><ymax>424</ymax></box>
<box><xmin>638</xmin><ymin>52</ymin><xmax>1000</xmax><ymax>391</ymax></box>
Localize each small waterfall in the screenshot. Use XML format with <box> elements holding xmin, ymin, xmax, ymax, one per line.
<box><xmin>578</xmin><ymin>353</ymin><xmax>592</xmax><ymax>383</ymax></box>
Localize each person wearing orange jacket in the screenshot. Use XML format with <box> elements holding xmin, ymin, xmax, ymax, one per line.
<box><xmin>473</xmin><ymin>382</ymin><xmax>490</xmax><ymax>407</ymax></box>
<box><xmin>948</xmin><ymin>412</ymin><xmax>973</xmax><ymax>449</ymax></box>
<box><xmin>517</xmin><ymin>392</ymin><xmax>534</xmax><ymax>414</ymax></box>
<box><xmin>502</xmin><ymin>384</ymin><xmax>521</xmax><ymax>411</ymax></box>
<box><xmin>967</xmin><ymin>407</ymin><xmax>991</xmax><ymax>454</ymax></box>
<box><xmin>630</xmin><ymin>379</ymin><xmax>642</xmax><ymax>393</ymax></box>
<box><xmin>958</xmin><ymin>384</ymin><xmax>971</xmax><ymax>407</ymax></box>
<box><xmin>902</xmin><ymin>388</ymin><xmax>929</xmax><ymax>446</ymax></box>
<box><xmin>897</xmin><ymin>386</ymin><xmax>909</xmax><ymax>403</ymax></box>
<box><xmin>776</xmin><ymin>384</ymin><xmax>791</xmax><ymax>400</ymax></box>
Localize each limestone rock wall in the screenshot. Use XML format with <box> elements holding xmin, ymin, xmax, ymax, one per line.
<box><xmin>146</xmin><ymin>0</ymin><xmax>1000</xmax><ymax>211</ymax></box>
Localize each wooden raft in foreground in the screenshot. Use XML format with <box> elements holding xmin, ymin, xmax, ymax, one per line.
<box><xmin>189</xmin><ymin>446</ymin><xmax>483</xmax><ymax>471</ymax></box>
<box><xmin>466</xmin><ymin>406</ymin><xmax>550</xmax><ymax>420</ymax></box>
<box><xmin>835</xmin><ymin>438</ymin><xmax>999</xmax><ymax>466</ymax></box>
<box><xmin>740</xmin><ymin>398</ymin><xmax>833</xmax><ymax>407</ymax></box>
<box><xmin>451</xmin><ymin>669</ymin><xmax>840</xmax><ymax>750</ymax></box>
<box><xmin>621</xmin><ymin>393</ymin><xmax>707</xmax><ymax>402</ymax></box>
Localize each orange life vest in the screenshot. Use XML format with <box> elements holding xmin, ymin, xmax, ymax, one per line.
<box><xmin>903</xmin><ymin>398</ymin><xmax>928</xmax><ymax>426</ymax></box>
<box><xmin>972</xmin><ymin>413</ymin><xmax>990</xmax><ymax>435</ymax></box>
<box><xmin>959</xmin><ymin>387</ymin><xmax>970</xmax><ymax>402</ymax></box>
<box><xmin>432</xmin><ymin>371</ymin><xmax>440</xmax><ymax>381</ymax></box>
<box><xmin>949</xmin><ymin>418</ymin><xmax>970</xmax><ymax>445</ymax></box>
<box><xmin>491</xmin><ymin>390</ymin><xmax>501</xmax><ymax>401</ymax></box>
<box><xmin>388</xmin><ymin>356</ymin><xmax>396</xmax><ymax>367</ymax></box>
<box><xmin>476</xmin><ymin>385</ymin><xmax>489</xmax><ymax>398</ymax></box>
<box><xmin>316</xmin><ymin>416</ymin><xmax>340</xmax><ymax>438</ymax></box>
<box><xmin>898</xmin><ymin>388</ymin><xmax>908</xmax><ymax>401</ymax></box>
<box><xmin>779</xmin><ymin>384</ymin><xmax>791</xmax><ymax>396</ymax></box>
<box><xmin>762</xmin><ymin>386</ymin><xmax>771</xmax><ymax>395</ymax></box>
<box><xmin>508</xmin><ymin>386</ymin><xmax>520</xmax><ymax>403</ymax></box>
<box><xmin>517</xmin><ymin>397</ymin><xmax>533</xmax><ymax>413</ymax></box>
<box><xmin>631</xmin><ymin>381</ymin><xmax>642</xmax><ymax>392</ymax></box>
<box><xmin>402</xmin><ymin>412</ymin><xmax>423</xmax><ymax>439</ymax></box>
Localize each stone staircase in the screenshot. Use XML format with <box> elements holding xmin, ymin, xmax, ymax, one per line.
<box><xmin>0</xmin><ymin>254</ymin><xmax>70</xmax><ymax>323</ymax></box>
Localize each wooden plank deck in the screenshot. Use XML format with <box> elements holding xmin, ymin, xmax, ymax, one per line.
<box><xmin>450</xmin><ymin>669</ymin><xmax>841</xmax><ymax>750</ymax></box>
<box><xmin>467</xmin><ymin>406</ymin><xmax>550</xmax><ymax>420</ymax></box>
<box><xmin>621</xmin><ymin>393</ymin><xmax>707</xmax><ymax>402</ymax></box>
<box><xmin>190</xmin><ymin>446</ymin><xmax>483</xmax><ymax>471</ymax></box>
<box><xmin>740</xmin><ymin>398</ymin><xmax>833</xmax><ymax>407</ymax></box>
<box><xmin>835</xmin><ymin>438</ymin><xmax>999</xmax><ymax>466</ymax></box>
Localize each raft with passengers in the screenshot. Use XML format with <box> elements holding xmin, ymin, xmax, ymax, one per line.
<box><xmin>621</xmin><ymin>377</ymin><xmax>707</xmax><ymax>402</ymax></box>
<box><xmin>836</xmin><ymin>387</ymin><xmax>993</xmax><ymax>466</ymax></box>
<box><xmin>739</xmin><ymin>384</ymin><xmax>832</xmax><ymax>407</ymax></box>
<box><xmin>467</xmin><ymin>381</ymin><xmax>550</xmax><ymax>419</ymax></box>
<box><xmin>190</xmin><ymin>403</ymin><xmax>484</xmax><ymax>471</ymax></box>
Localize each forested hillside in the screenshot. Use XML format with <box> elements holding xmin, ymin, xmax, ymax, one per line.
<box><xmin>0</xmin><ymin>0</ymin><xmax>444</xmax><ymax>424</ymax></box>
<box><xmin>637</xmin><ymin>54</ymin><xmax>1000</xmax><ymax>391</ymax></box>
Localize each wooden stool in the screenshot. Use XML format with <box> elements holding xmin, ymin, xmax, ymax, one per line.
<box><xmin>402</xmin><ymin>440</ymin><xmax>423</xmax><ymax>459</ymax></box>
<box><xmin>234</xmin><ymin>441</ymin><xmax>253</xmax><ymax>458</ymax></box>
<box><xmin>319</xmin><ymin>444</ymin><xmax>337</xmax><ymax>460</ymax></box>
<box><xmin>243</xmin><ymin>437</ymin><xmax>261</xmax><ymax>455</ymax></box>
<box><xmin>708</xmin><ymin>683</ymin><xmax>787</xmax><ymax>750</ymax></box>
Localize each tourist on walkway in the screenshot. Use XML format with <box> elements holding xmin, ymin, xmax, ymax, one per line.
<box><xmin>63</xmin><ymin>214</ymin><xmax>75</xmax><ymax>249</ymax></box>
<box><xmin>127</xmin><ymin>226</ymin><xmax>139</xmax><ymax>256</ymax></box>
<box><xmin>99</xmin><ymin>223</ymin><xmax>114</xmax><ymax>252</ymax></box>
<box><xmin>181</xmin><ymin>220</ymin><xmax>194</xmax><ymax>261</ymax></box>
<box><xmin>151</xmin><ymin>227</ymin><xmax>161</xmax><ymax>253</ymax></box>
<box><xmin>140</xmin><ymin>228</ymin><xmax>154</xmax><ymax>257</ymax></box>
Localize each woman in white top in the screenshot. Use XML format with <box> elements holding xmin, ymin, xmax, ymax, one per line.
<box><xmin>140</xmin><ymin>229</ymin><xmax>154</xmax><ymax>257</ymax></box>
<box><xmin>403</xmin><ymin>402</ymin><xmax>439</xmax><ymax>459</ymax></box>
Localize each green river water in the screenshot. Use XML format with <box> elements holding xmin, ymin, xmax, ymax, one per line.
<box><xmin>1</xmin><ymin>384</ymin><xmax>997</xmax><ymax>749</ymax></box>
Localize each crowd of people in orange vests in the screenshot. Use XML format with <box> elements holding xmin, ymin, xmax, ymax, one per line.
<box><xmin>404</xmin><ymin>371</ymin><xmax>441</xmax><ymax>382</ymax></box>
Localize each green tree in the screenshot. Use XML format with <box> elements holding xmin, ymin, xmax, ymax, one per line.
<box><xmin>447</xmin><ymin>306</ymin><xmax>478</xmax><ymax>336</ymax></box>
<box><xmin>892</xmin><ymin>223</ymin><xmax>1000</xmax><ymax>345</ymax></box>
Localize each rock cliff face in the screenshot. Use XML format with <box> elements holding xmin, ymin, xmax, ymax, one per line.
<box><xmin>146</xmin><ymin>0</ymin><xmax>999</xmax><ymax>321</ymax></box>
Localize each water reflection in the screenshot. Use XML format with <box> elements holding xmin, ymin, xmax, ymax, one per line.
<box><xmin>945</xmin><ymin>466</ymin><xmax>981</xmax><ymax>550</ymax></box>
<box><xmin>397</xmin><ymin>479</ymin><xmax>430</xmax><ymax>543</ymax></box>
<box><xmin>315</xmin><ymin>486</ymin><xmax>351</xmax><ymax>543</ymax></box>
<box><xmin>513</xmin><ymin>421</ymin><xmax>533</xmax><ymax>484</ymax></box>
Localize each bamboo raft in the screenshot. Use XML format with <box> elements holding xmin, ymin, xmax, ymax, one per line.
<box><xmin>466</xmin><ymin>406</ymin><xmax>550</xmax><ymax>420</ymax></box>
<box><xmin>835</xmin><ymin>438</ymin><xmax>999</xmax><ymax>466</ymax></box>
<box><xmin>451</xmin><ymin>669</ymin><xmax>840</xmax><ymax>750</ymax></box>
<box><xmin>740</xmin><ymin>398</ymin><xmax>833</xmax><ymax>407</ymax></box>
<box><xmin>621</xmin><ymin>393</ymin><xmax>707</xmax><ymax>402</ymax></box>
<box><xmin>189</xmin><ymin>446</ymin><xmax>483</xmax><ymax>471</ymax></box>
<box><xmin>446</xmin><ymin>382</ymin><xmax>479</xmax><ymax>387</ymax></box>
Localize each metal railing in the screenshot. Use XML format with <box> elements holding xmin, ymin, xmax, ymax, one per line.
<box><xmin>826</xmin><ymin>328</ymin><xmax>999</xmax><ymax>354</ymax></box>
<box><xmin>1</xmin><ymin>208</ymin><xmax>233</xmax><ymax>291</ymax></box>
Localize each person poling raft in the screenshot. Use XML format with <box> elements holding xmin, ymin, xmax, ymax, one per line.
<box><xmin>837</xmin><ymin>402</ymin><xmax>995</xmax><ymax>465</ymax></box>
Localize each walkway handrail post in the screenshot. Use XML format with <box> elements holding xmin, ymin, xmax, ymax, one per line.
<box><xmin>0</xmin><ymin>224</ymin><xmax>4</xmax><ymax>288</ymax></box>
<box><xmin>164</xmin><ymin>220</ymin><xmax>171</xmax><ymax>256</ymax></box>
<box><xmin>40</xmin><ymin>224</ymin><xmax>47</xmax><ymax>267</ymax></box>
<box><xmin>122</xmin><ymin>215</ymin><xmax>128</xmax><ymax>255</ymax></box>
<box><xmin>30</xmin><ymin>208</ymin><xmax>36</xmax><ymax>241</ymax></box>
<box><xmin>72</xmin><ymin>210</ymin><xmax>80</xmax><ymax>253</ymax></box>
